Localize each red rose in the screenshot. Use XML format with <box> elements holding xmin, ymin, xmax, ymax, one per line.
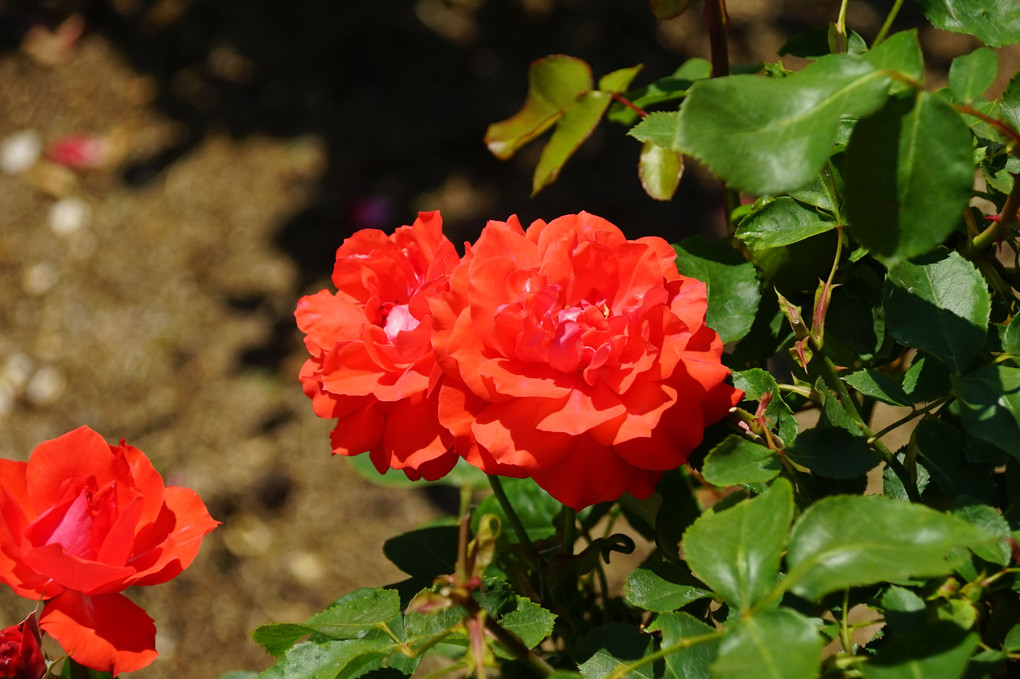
<box><xmin>0</xmin><ymin>613</ymin><xmax>45</xmax><ymax>679</ymax></box>
<box><xmin>295</xmin><ymin>210</ymin><xmax>461</xmax><ymax>480</ymax></box>
<box><xmin>430</xmin><ymin>212</ymin><xmax>741</xmax><ymax>509</ymax></box>
<box><xmin>0</xmin><ymin>427</ymin><xmax>218</xmax><ymax>675</ymax></box>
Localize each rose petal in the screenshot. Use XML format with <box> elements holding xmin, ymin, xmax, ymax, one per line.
<box><xmin>128</xmin><ymin>486</ymin><xmax>219</xmax><ymax>587</ymax></box>
<box><xmin>41</xmin><ymin>591</ymin><xmax>157</xmax><ymax>675</ymax></box>
<box><xmin>529</xmin><ymin>435</ymin><xmax>661</xmax><ymax>509</ymax></box>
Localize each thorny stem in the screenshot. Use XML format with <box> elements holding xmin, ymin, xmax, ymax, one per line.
<box><xmin>966</xmin><ymin>173</ymin><xmax>1020</xmax><ymax>257</ymax></box>
<box><xmin>873</xmin><ymin>0</ymin><xmax>906</xmax><ymax>45</ymax></box>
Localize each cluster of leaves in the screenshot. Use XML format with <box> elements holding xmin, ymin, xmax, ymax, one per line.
<box><xmin>236</xmin><ymin>1</ymin><xmax>1020</xmax><ymax>678</ymax></box>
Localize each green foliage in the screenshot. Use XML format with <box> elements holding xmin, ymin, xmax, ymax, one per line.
<box><xmin>914</xmin><ymin>0</ymin><xmax>1020</xmax><ymax>48</ymax></box>
<box><xmin>630</xmin><ymin>54</ymin><xmax>891</xmax><ymax>194</ymax></box>
<box><xmin>248</xmin><ymin>4</ymin><xmax>1020</xmax><ymax>679</ymax></box>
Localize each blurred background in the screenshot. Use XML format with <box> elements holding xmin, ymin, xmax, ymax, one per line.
<box><xmin>0</xmin><ymin>1</ymin><xmax>1014</xmax><ymax>675</ymax></box>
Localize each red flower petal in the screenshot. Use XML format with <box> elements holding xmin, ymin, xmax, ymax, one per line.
<box><xmin>529</xmin><ymin>434</ymin><xmax>661</xmax><ymax>509</ymax></box>
<box><xmin>41</xmin><ymin>590</ymin><xmax>157</xmax><ymax>675</ymax></box>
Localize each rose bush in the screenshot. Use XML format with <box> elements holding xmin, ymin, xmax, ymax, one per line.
<box><xmin>0</xmin><ymin>426</ymin><xmax>218</xmax><ymax>675</ymax></box>
<box><xmin>295</xmin><ymin>210</ymin><xmax>464</xmax><ymax>481</ymax></box>
<box><xmin>429</xmin><ymin>211</ymin><xmax>741</xmax><ymax>508</ymax></box>
<box><xmin>0</xmin><ymin>614</ymin><xmax>45</xmax><ymax>679</ymax></box>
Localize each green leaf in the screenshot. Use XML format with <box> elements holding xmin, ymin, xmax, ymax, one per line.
<box><xmin>673</xmin><ymin>236</ymin><xmax>761</xmax><ymax>343</ymax></box>
<box><xmin>485</xmin><ymin>55</ymin><xmax>592</xmax><ymax>159</ymax></box>
<box><xmin>702</xmin><ymin>435</ymin><xmax>782</xmax><ymax>486</ymax></box>
<box><xmin>638</xmin><ymin>141</ymin><xmax>684</xmax><ymax>201</ymax></box>
<box><xmin>254</xmin><ymin>624</ymin><xmax>317</xmax><ymax>658</ymax></box>
<box><xmin>533</xmin><ymin>90</ymin><xmax>611</xmax><ymax>194</ymax></box>
<box><xmin>1003</xmin><ymin>314</ymin><xmax>1020</xmax><ymax>355</ymax></box>
<box><xmin>383</xmin><ymin>526</ymin><xmax>458</xmax><ymax>578</ymax></box>
<box><xmin>845</xmin><ymin>92</ymin><xmax>973</xmax><ymax>265</ymax></box>
<box><xmin>883</xmin><ymin>251</ymin><xmax>991</xmax><ymax>374</ymax></box>
<box><xmin>844</xmin><ymin>369</ymin><xmax>911</xmax><ymax>406</ymax></box>
<box><xmin>682</xmin><ymin>479</ymin><xmax>793</xmax><ymax>611</ymax></box>
<box><xmin>1001</xmin><ymin>72</ymin><xmax>1020</xmax><ymax>135</ymax></box>
<box><xmin>649</xmin><ymin>0</ymin><xmax>691</xmax><ymax>20</ymax></box>
<box><xmin>1005</xmin><ymin>623</ymin><xmax>1020</xmax><ymax>652</ymax></box>
<box><xmin>954</xmin><ymin>501</ymin><xmax>1012</xmax><ymax>566</ymax></box>
<box><xmin>914</xmin><ymin>419</ymin><xmax>994</xmax><ymax>502</ymax></box>
<box><xmin>785</xmin><ymin>494</ymin><xmax>987</xmax><ymax>601</ymax></box>
<box><xmin>499</xmin><ymin>597</ymin><xmax>556</xmax><ymax>649</ymax></box>
<box><xmin>914</xmin><ymin>0</ymin><xmax>1020</xmax><ymax>48</ymax></box>
<box><xmin>630</xmin><ymin>54</ymin><xmax>890</xmax><ymax>194</ymax></box>
<box><xmin>624</xmin><ymin>562</ymin><xmax>714</xmax><ymax>612</ymax></box>
<box><xmin>786</xmin><ymin>427</ymin><xmax>882</xmax><ymax>478</ymax></box>
<box><xmin>646</xmin><ymin>612</ymin><xmax>719</xmax><ymax>679</ymax></box>
<box><xmin>598</xmin><ymin>65</ymin><xmax>642</xmax><ymax>94</ymax></box>
<box><xmin>902</xmin><ymin>354</ymin><xmax>952</xmax><ymax>403</ymax></box>
<box><xmin>863</xmin><ymin>29</ymin><xmax>924</xmax><ymax>87</ymax></box>
<box><xmin>710</xmin><ymin>609</ymin><xmax>822</xmax><ymax>679</ymax></box>
<box><xmin>859</xmin><ymin>622</ymin><xmax>980</xmax><ymax>679</ymax></box>
<box><xmin>256</xmin><ymin>638</ymin><xmax>392</xmax><ymax>679</ymax></box>
<box><xmin>730</xmin><ymin>369</ymin><xmax>798</xmax><ymax>445</ymax></box>
<box><xmin>952</xmin><ymin>363</ymin><xmax>1020</xmax><ymax>458</ymax></box>
<box><xmin>949</xmin><ymin>47</ymin><xmax>998</xmax><ymax>103</ymax></box>
<box><xmin>879</xmin><ymin>586</ymin><xmax>928</xmax><ymax>636</ymax></box>
<box><xmin>403</xmin><ymin>606</ymin><xmax>466</xmax><ymax>648</ymax></box>
<box><xmin>735</xmin><ymin>197</ymin><xmax>836</xmax><ymax>250</ymax></box>
<box><xmin>578</xmin><ymin>624</ymin><xmax>655</xmax><ymax>679</ymax></box>
<box><xmin>304</xmin><ymin>589</ymin><xmax>402</xmax><ymax>639</ymax></box>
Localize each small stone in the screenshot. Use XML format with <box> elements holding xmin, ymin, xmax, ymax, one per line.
<box><xmin>22</xmin><ymin>263</ymin><xmax>59</xmax><ymax>296</ymax></box>
<box><xmin>287</xmin><ymin>551</ymin><xmax>325</xmax><ymax>586</ymax></box>
<box><xmin>0</xmin><ymin>130</ymin><xmax>42</xmax><ymax>175</ymax></box>
<box><xmin>2</xmin><ymin>353</ymin><xmax>34</xmax><ymax>389</ymax></box>
<box><xmin>48</xmin><ymin>197</ymin><xmax>92</xmax><ymax>237</ymax></box>
<box><xmin>26</xmin><ymin>365</ymin><xmax>65</xmax><ymax>406</ymax></box>
<box><xmin>222</xmin><ymin>512</ymin><xmax>272</xmax><ymax>557</ymax></box>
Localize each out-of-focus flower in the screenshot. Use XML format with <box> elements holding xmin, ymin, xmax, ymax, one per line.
<box><xmin>0</xmin><ymin>427</ymin><xmax>218</xmax><ymax>674</ymax></box>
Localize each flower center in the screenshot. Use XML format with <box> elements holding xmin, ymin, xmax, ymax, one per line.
<box><xmin>498</xmin><ymin>285</ymin><xmax>626</xmax><ymax>379</ymax></box>
<box><xmin>26</xmin><ymin>478</ymin><xmax>118</xmax><ymax>561</ymax></box>
<box><xmin>378</xmin><ymin>301</ymin><xmax>420</xmax><ymax>341</ymax></box>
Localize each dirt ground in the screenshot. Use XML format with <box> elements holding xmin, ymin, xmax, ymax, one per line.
<box><xmin>0</xmin><ymin>2</ymin><xmax>1016</xmax><ymax>677</ymax></box>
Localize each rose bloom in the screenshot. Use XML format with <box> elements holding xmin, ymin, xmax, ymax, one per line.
<box><xmin>295</xmin><ymin>210</ymin><xmax>461</xmax><ymax>480</ymax></box>
<box><xmin>0</xmin><ymin>614</ymin><xmax>45</xmax><ymax>679</ymax></box>
<box><xmin>0</xmin><ymin>427</ymin><xmax>218</xmax><ymax>675</ymax></box>
<box><xmin>430</xmin><ymin>212</ymin><xmax>741</xmax><ymax>509</ymax></box>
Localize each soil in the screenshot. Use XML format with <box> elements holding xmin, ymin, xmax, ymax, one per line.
<box><xmin>0</xmin><ymin>2</ymin><xmax>1016</xmax><ymax>677</ymax></box>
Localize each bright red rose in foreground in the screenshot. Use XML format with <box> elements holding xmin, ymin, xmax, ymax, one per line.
<box><xmin>0</xmin><ymin>613</ymin><xmax>45</xmax><ymax>679</ymax></box>
<box><xmin>430</xmin><ymin>212</ymin><xmax>742</xmax><ymax>509</ymax></box>
<box><xmin>295</xmin><ymin>210</ymin><xmax>461</xmax><ymax>480</ymax></box>
<box><xmin>0</xmin><ymin>427</ymin><xmax>218</xmax><ymax>675</ymax></box>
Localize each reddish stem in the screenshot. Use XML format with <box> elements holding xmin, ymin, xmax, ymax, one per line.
<box><xmin>703</xmin><ymin>0</ymin><xmax>730</xmax><ymax>78</ymax></box>
<box><xmin>611</xmin><ymin>92</ymin><xmax>647</xmax><ymax>118</ymax></box>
